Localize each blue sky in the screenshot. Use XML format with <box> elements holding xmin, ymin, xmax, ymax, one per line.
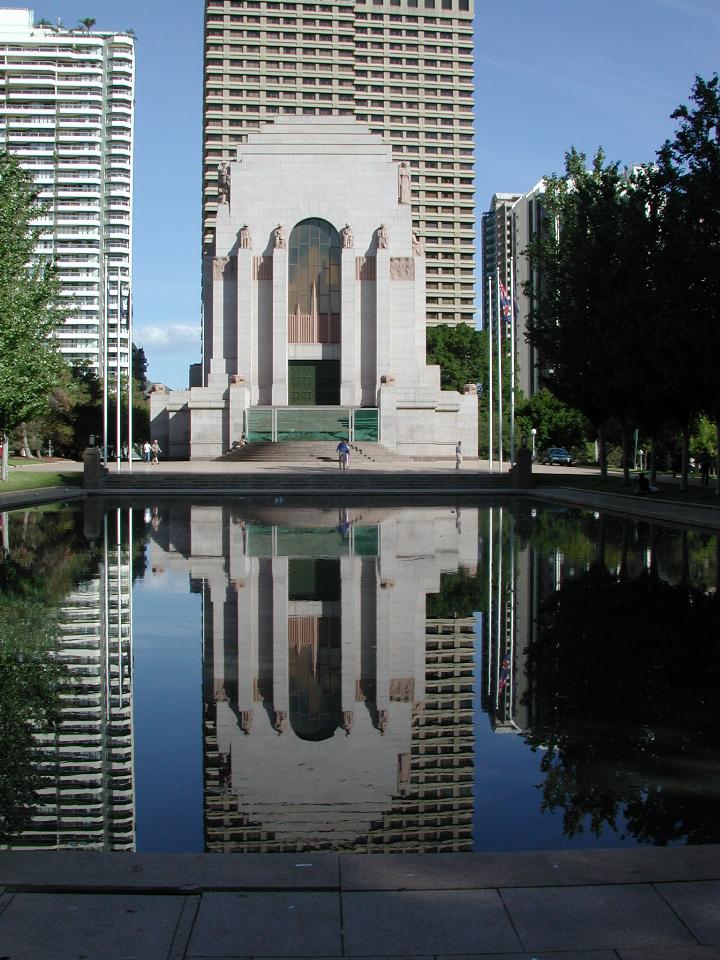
<box><xmin>33</xmin><ymin>0</ymin><xmax>719</xmax><ymax>387</ymax></box>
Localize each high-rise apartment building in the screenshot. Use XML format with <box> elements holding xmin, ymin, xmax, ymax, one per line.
<box><xmin>0</xmin><ymin>9</ymin><xmax>135</xmax><ymax>373</ymax></box>
<box><xmin>480</xmin><ymin>192</ymin><xmax>520</xmax><ymax>334</ymax></box>
<box><xmin>481</xmin><ymin>185</ymin><xmax>546</xmax><ymax>397</ymax></box>
<box><xmin>202</xmin><ymin>0</ymin><xmax>475</xmax><ymax>328</ymax></box>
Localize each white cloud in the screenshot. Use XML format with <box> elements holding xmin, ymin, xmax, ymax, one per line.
<box><xmin>135</xmin><ymin>324</ymin><xmax>200</xmax><ymax>349</ymax></box>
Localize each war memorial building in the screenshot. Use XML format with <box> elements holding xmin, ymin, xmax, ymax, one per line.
<box><xmin>151</xmin><ymin>118</ymin><xmax>478</xmax><ymax>458</ymax></box>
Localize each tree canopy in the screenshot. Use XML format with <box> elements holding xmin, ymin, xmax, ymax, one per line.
<box><xmin>426</xmin><ymin>323</ymin><xmax>487</xmax><ymax>393</ymax></box>
<box><xmin>0</xmin><ymin>152</ymin><xmax>65</xmax><ymax>445</ymax></box>
<box><xmin>524</xmin><ymin>75</ymin><xmax>720</xmax><ymax>487</ymax></box>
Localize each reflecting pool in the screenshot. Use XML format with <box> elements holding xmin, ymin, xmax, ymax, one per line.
<box><xmin>0</xmin><ymin>499</ymin><xmax>718</xmax><ymax>854</ymax></box>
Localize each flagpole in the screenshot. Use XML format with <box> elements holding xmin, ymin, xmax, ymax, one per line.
<box><xmin>487</xmin><ymin>275</ymin><xmax>493</xmax><ymax>474</ymax></box>
<box><xmin>509</xmin><ymin>257</ymin><xmax>516</xmax><ymax>465</ymax></box>
<box><xmin>127</xmin><ymin>287</ymin><xmax>133</xmax><ymax>473</ymax></box>
<box><xmin>102</xmin><ymin>255</ymin><xmax>108</xmax><ymax>466</ymax></box>
<box><xmin>116</xmin><ymin>269</ymin><xmax>121</xmax><ymax>470</ymax></box>
<box><xmin>496</xmin><ymin>266</ymin><xmax>504</xmax><ymax>471</ymax></box>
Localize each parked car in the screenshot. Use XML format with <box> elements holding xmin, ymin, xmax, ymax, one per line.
<box><xmin>542</xmin><ymin>446</ymin><xmax>573</xmax><ymax>466</ymax></box>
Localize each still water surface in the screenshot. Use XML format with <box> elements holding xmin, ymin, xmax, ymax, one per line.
<box><xmin>1</xmin><ymin>498</ymin><xmax>718</xmax><ymax>854</ymax></box>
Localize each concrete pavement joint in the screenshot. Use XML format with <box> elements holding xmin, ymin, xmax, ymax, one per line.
<box><xmin>169</xmin><ymin>894</ymin><xmax>201</xmax><ymax>960</ymax></box>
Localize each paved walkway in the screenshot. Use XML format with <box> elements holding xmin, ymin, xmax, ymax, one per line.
<box><xmin>0</xmin><ymin>847</ymin><xmax>719</xmax><ymax>959</ymax></box>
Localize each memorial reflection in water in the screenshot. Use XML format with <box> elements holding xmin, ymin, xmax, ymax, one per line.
<box><xmin>0</xmin><ymin>500</ymin><xmax>718</xmax><ymax>853</ymax></box>
<box><xmin>150</xmin><ymin>502</ymin><xmax>478</xmax><ymax>853</ymax></box>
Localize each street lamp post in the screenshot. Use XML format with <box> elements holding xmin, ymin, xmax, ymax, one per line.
<box><xmin>531</xmin><ymin>428</ymin><xmax>537</xmax><ymax>462</ymax></box>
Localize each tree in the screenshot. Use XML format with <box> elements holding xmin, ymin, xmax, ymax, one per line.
<box><xmin>426</xmin><ymin>323</ymin><xmax>488</xmax><ymax>393</ymax></box>
<box><xmin>0</xmin><ymin>151</ymin><xmax>66</xmax><ymax>479</ymax></box>
<box><xmin>516</xmin><ymin>388</ymin><xmax>591</xmax><ymax>455</ymax></box>
<box><xmin>77</xmin><ymin>17</ymin><xmax>96</xmax><ymax>31</ymax></box>
<box><xmin>653</xmin><ymin>75</ymin><xmax>720</xmax><ymax>492</ymax></box>
<box><xmin>524</xmin><ymin>150</ymin><xmax>640</xmax><ymax>480</ymax></box>
<box><xmin>132</xmin><ymin>343</ymin><xmax>149</xmax><ymax>395</ymax></box>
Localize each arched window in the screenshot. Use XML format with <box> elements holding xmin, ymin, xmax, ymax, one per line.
<box><xmin>288</xmin><ymin>218</ymin><xmax>341</xmax><ymax>343</ymax></box>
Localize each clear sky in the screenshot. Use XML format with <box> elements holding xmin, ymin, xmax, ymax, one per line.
<box><xmin>32</xmin><ymin>0</ymin><xmax>719</xmax><ymax>388</ymax></box>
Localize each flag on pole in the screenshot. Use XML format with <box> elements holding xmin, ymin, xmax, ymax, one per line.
<box><xmin>499</xmin><ymin>279</ymin><xmax>512</xmax><ymax>338</ymax></box>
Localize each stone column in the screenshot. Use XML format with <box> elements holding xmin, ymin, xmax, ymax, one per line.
<box><xmin>208</xmin><ymin>256</ymin><xmax>236</xmax><ymax>387</ymax></box>
<box><xmin>414</xmin><ymin>251</ymin><xmax>427</xmax><ymax>365</ymax></box>
<box><xmin>271</xmin><ymin>245</ymin><xmax>289</xmax><ymax>406</ymax></box>
<box><xmin>375</xmin><ymin>244</ymin><xmax>391</xmax><ymax>393</ymax></box>
<box><xmin>236</xmin><ymin>246</ymin><xmax>256</xmax><ymax>396</ymax></box>
<box><xmin>271</xmin><ymin>555</ymin><xmax>290</xmax><ymax>733</ymax></box>
<box><xmin>340</xmin><ymin>247</ymin><xmax>361</xmax><ymax>406</ymax></box>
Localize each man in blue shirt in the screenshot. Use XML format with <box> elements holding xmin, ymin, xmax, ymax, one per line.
<box><xmin>336</xmin><ymin>439</ymin><xmax>350</xmax><ymax>470</ymax></box>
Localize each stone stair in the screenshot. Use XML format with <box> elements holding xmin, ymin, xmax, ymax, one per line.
<box><xmin>221</xmin><ymin>442</ymin><xmax>341</xmax><ymax>462</ymax></box>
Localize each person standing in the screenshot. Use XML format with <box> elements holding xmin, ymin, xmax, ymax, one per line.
<box><xmin>142</xmin><ymin>440</ymin><xmax>151</xmax><ymax>464</ymax></box>
<box><xmin>336</xmin><ymin>439</ymin><xmax>350</xmax><ymax>470</ymax></box>
<box><xmin>699</xmin><ymin>448</ymin><xmax>712</xmax><ymax>486</ymax></box>
<box><xmin>455</xmin><ymin>440</ymin><xmax>463</xmax><ymax>469</ymax></box>
<box><xmin>151</xmin><ymin>439</ymin><xmax>161</xmax><ymax>465</ymax></box>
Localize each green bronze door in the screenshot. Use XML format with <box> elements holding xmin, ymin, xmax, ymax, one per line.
<box><xmin>288</xmin><ymin>361</ymin><xmax>340</xmax><ymax>406</ymax></box>
<box><xmin>288</xmin><ymin>361</ymin><xmax>316</xmax><ymax>405</ymax></box>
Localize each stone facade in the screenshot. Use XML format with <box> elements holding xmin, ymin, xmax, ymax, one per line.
<box><xmin>152</xmin><ymin>118</ymin><xmax>477</xmax><ymax>459</ymax></box>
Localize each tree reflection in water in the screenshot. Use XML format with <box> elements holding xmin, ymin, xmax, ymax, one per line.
<box><xmin>0</xmin><ymin>508</ymin><xmax>97</xmax><ymax>840</ymax></box>
<box><xmin>524</xmin><ymin>563</ymin><xmax>720</xmax><ymax>845</ymax></box>
<box><xmin>0</xmin><ymin>598</ymin><xmax>64</xmax><ymax>840</ymax></box>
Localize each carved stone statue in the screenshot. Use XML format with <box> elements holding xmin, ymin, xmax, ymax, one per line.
<box><xmin>398</xmin><ymin>161</ymin><xmax>411</xmax><ymax>204</ymax></box>
<box><xmin>274</xmin><ymin>223</ymin><xmax>286</xmax><ymax>249</ymax></box>
<box><xmin>274</xmin><ymin>709</ymin><xmax>288</xmax><ymax>735</ymax></box>
<box><xmin>341</xmin><ymin>223</ymin><xmax>354</xmax><ymax>249</ymax></box>
<box><xmin>377</xmin><ymin>223</ymin><xmax>389</xmax><ymax>249</ymax></box>
<box><xmin>239</xmin><ymin>224</ymin><xmax>252</xmax><ymax>249</ymax></box>
<box><xmin>377</xmin><ymin>709</ymin><xmax>389</xmax><ymax>735</ymax></box>
<box><xmin>217</xmin><ymin>161</ymin><xmax>231</xmax><ymax>204</ymax></box>
<box><xmin>412</xmin><ymin>230</ymin><xmax>424</xmax><ymax>256</ymax></box>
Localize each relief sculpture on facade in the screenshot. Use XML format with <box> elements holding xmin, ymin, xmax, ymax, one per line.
<box><xmin>217</xmin><ymin>161</ymin><xmax>231</xmax><ymax>204</ymax></box>
<box><xmin>398</xmin><ymin>161</ymin><xmax>411</xmax><ymax>204</ymax></box>
<box><xmin>213</xmin><ymin>256</ymin><xmax>237</xmax><ymax>280</ymax></box>
<box><xmin>390</xmin><ymin>257</ymin><xmax>415</xmax><ymax>280</ymax></box>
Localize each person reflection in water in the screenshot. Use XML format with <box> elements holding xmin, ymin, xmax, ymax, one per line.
<box><xmin>498</xmin><ymin>657</ymin><xmax>510</xmax><ymax>693</ymax></box>
<box><xmin>337</xmin><ymin>508</ymin><xmax>351</xmax><ymax>539</ymax></box>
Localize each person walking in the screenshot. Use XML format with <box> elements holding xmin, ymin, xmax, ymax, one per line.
<box><xmin>142</xmin><ymin>440</ymin><xmax>151</xmax><ymax>464</ymax></box>
<box><xmin>150</xmin><ymin>439</ymin><xmax>162</xmax><ymax>465</ymax></box>
<box><xmin>336</xmin><ymin>439</ymin><xmax>350</xmax><ymax>470</ymax></box>
<box><xmin>455</xmin><ymin>440</ymin><xmax>463</xmax><ymax>469</ymax></box>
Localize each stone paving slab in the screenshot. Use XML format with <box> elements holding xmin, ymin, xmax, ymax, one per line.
<box><xmin>618</xmin><ymin>947</ymin><xmax>720</xmax><ymax>959</ymax></box>
<box><xmin>618</xmin><ymin>946</ymin><xmax>720</xmax><ymax>959</ymax></box>
<box><xmin>437</xmin><ymin>952</ymin><xmax>619</xmax><ymax>960</ymax></box>
<box><xmin>0</xmin><ymin>851</ymin><xmax>339</xmax><ymax>892</ymax></box>
<box><xmin>187</xmin><ymin>891</ymin><xmax>342</xmax><ymax>957</ymax></box>
<box><xmin>342</xmin><ymin>890</ymin><xmax>521</xmax><ymax>956</ymax></box>
<box><xmin>0</xmin><ymin>892</ymin><xmax>184</xmax><ymax>960</ymax></box>
<box><xmin>654</xmin><ymin>880</ymin><xmax>720</xmax><ymax>944</ymax></box>
<box><xmin>501</xmin><ymin>884</ymin><xmax>696</xmax><ymax>953</ymax></box>
<box><xmin>339</xmin><ymin>847</ymin><xmax>720</xmax><ymax>891</ymax></box>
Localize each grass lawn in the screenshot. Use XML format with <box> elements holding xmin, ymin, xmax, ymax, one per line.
<box><xmin>0</xmin><ymin>471</ymin><xmax>82</xmax><ymax>495</ymax></box>
<box><xmin>534</xmin><ymin>471</ymin><xmax>720</xmax><ymax>506</ymax></box>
